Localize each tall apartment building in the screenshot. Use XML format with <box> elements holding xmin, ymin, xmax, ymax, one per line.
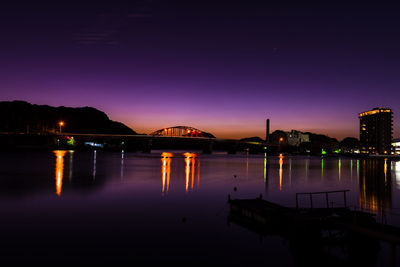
<box><xmin>359</xmin><ymin>107</ymin><xmax>393</xmax><ymax>154</ymax></box>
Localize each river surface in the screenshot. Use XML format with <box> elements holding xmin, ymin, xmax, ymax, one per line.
<box><xmin>0</xmin><ymin>150</ymin><xmax>399</xmax><ymax>266</ymax></box>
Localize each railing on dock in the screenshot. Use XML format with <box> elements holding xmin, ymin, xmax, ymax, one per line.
<box><xmin>296</xmin><ymin>190</ymin><xmax>349</xmax><ymax>209</ymax></box>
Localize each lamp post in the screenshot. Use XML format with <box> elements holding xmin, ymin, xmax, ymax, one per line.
<box><xmin>59</xmin><ymin>121</ymin><xmax>64</xmax><ymax>134</ymax></box>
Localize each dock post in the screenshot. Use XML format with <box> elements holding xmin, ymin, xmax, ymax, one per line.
<box><xmin>310</xmin><ymin>193</ymin><xmax>313</xmax><ymax>209</ymax></box>
<box><xmin>296</xmin><ymin>193</ymin><xmax>299</xmax><ymax>209</ymax></box>
<box><xmin>344</xmin><ymin>191</ymin><xmax>347</xmax><ymax>208</ymax></box>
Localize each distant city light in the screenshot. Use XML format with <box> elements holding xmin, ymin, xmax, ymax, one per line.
<box><xmin>84</xmin><ymin>142</ymin><xmax>103</xmax><ymax>148</ymax></box>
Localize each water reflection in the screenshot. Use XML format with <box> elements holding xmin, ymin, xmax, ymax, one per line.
<box><xmin>54</xmin><ymin>150</ymin><xmax>66</xmax><ymax>196</ymax></box>
<box><xmin>69</xmin><ymin>150</ymin><xmax>74</xmax><ymax>182</ymax></box>
<box><xmin>384</xmin><ymin>158</ymin><xmax>387</xmax><ymax>185</ymax></box>
<box><xmin>321</xmin><ymin>158</ymin><xmax>324</xmax><ymax>179</ymax></box>
<box><xmin>121</xmin><ymin>150</ymin><xmax>124</xmax><ymax>180</ymax></box>
<box><xmin>359</xmin><ymin>159</ymin><xmax>392</xmax><ymax>213</ymax></box>
<box><xmin>305</xmin><ymin>158</ymin><xmax>309</xmax><ymax>182</ymax></box>
<box><xmin>161</xmin><ymin>152</ymin><xmax>172</xmax><ymax>196</ymax></box>
<box><xmin>264</xmin><ymin>153</ymin><xmax>269</xmax><ymax>192</ymax></box>
<box><xmin>197</xmin><ymin>160</ymin><xmax>200</xmax><ymax>188</ymax></box>
<box><xmin>184</xmin><ymin>153</ymin><xmax>197</xmax><ymax>193</ymax></box>
<box><xmin>350</xmin><ymin>159</ymin><xmax>353</xmax><ymax>180</ymax></box>
<box><xmin>279</xmin><ymin>154</ymin><xmax>283</xmax><ymax>191</ymax></box>
<box><xmin>288</xmin><ymin>158</ymin><xmax>292</xmax><ymax>186</ymax></box>
<box><xmin>246</xmin><ymin>154</ymin><xmax>249</xmax><ymax>179</ymax></box>
<box><xmin>395</xmin><ymin>161</ymin><xmax>400</xmax><ymax>189</ymax></box>
<box><xmin>93</xmin><ymin>150</ymin><xmax>97</xmax><ymax>180</ymax></box>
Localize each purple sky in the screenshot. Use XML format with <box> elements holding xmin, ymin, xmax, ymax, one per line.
<box><xmin>1</xmin><ymin>2</ymin><xmax>400</xmax><ymax>139</ymax></box>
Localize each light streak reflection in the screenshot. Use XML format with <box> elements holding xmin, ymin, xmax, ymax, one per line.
<box><xmin>396</xmin><ymin>161</ymin><xmax>400</xmax><ymax>189</ymax></box>
<box><xmin>69</xmin><ymin>150</ymin><xmax>74</xmax><ymax>182</ymax></box>
<box><xmin>350</xmin><ymin>159</ymin><xmax>353</xmax><ymax>180</ymax></box>
<box><xmin>384</xmin><ymin>158</ymin><xmax>387</xmax><ymax>185</ymax></box>
<box><xmin>121</xmin><ymin>150</ymin><xmax>125</xmax><ymax>180</ymax></box>
<box><xmin>93</xmin><ymin>150</ymin><xmax>97</xmax><ymax>180</ymax></box>
<box><xmin>264</xmin><ymin>153</ymin><xmax>267</xmax><ymax>182</ymax></box>
<box><xmin>54</xmin><ymin>150</ymin><xmax>67</xmax><ymax>197</ymax></box>
<box><xmin>161</xmin><ymin>152</ymin><xmax>172</xmax><ymax>196</ymax></box>
<box><xmin>184</xmin><ymin>153</ymin><xmax>197</xmax><ymax>193</ymax></box>
<box><xmin>321</xmin><ymin>158</ymin><xmax>324</xmax><ymax>179</ymax></box>
<box><xmin>279</xmin><ymin>154</ymin><xmax>284</xmax><ymax>191</ymax></box>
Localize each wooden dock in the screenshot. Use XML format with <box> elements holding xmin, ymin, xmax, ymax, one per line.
<box><xmin>228</xmin><ymin>192</ymin><xmax>400</xmax><ymax>266</ymax></box>
<box><xmin>228</xmin><ymin>191</ymin><xmax>400</xmax><ymax>245</ymax></box>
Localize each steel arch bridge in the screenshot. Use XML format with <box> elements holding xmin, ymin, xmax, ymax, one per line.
<box><xmin>151</xmin><ymin>126</ymin><xmax>211</xmax><ymax>138</ymax></box>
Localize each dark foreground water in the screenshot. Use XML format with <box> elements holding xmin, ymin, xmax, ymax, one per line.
<box><xmin>0</xmin><ymin>150</ymin><xmax>399</xmax><ymax>266</ymax></box>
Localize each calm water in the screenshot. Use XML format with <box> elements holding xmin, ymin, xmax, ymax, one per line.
<box><xmin>0</xmin><ymin>150</ymin><xmax>399</xmax><ymax>266</ymax></box>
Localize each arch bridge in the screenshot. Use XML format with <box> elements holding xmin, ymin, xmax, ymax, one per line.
<box><xmin>150</xmin><ymin>126</ymin><xmax>214</xmax><ymax>138</ymax></box>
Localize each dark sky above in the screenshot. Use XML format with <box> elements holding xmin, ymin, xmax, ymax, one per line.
<box><xmin>1</xmin><ymin>1</ymin><xmax>400</xmax><ymax>139</ymax></box>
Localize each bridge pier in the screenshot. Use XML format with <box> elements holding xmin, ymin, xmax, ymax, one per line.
<box><xmin>202</xmin><ymin>140</ymin><xmax>214</xmax><ymax>154</ymax></box>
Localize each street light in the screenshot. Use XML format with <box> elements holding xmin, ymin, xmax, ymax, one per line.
<box><xmin>279</xmin><ymin>137</ymin><xmax>284</xmax><ymax>152</ymax></box>
<box><xmin>59</xmin><ymin>121</ymin><xmax>64</xmax><ymax>134</ymax></box>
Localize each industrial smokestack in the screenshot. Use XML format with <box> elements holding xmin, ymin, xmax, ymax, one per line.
<box><xmin>266</xmin><ymin>119</ymin><xmax>270</xmax><ymax>143</ymax></box>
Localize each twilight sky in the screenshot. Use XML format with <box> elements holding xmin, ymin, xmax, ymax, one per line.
<box><xmin>1</xmin><ymin>1</ymin><xmax>400</xmax><ymax>139</ymax></box>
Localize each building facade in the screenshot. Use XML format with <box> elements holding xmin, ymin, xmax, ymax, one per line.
<box><xmin>285</xmin><ymin>130</ymin><xmax>310</xmax><ymax>147</ymax></box>
<box><xmin>359</xmin><ymin>107</ymin><xmax>393</xmax><ymax>154</ymax></box>
<box><xmin>392</xmin><ymin>138</ymin><xmax>400</xmax><ymax>155</ymax></box>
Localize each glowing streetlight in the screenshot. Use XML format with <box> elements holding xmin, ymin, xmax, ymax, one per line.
<box><xmin>59</xmin><ymin>121</ymin><xmax>64</xmax><ymax>134</ymax></box>
<box><xmin>278</xmin><ymin>137</ymin><xmax>284</xmax><ymax>153</ymax></box>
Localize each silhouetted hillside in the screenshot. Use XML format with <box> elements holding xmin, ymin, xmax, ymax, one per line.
<box><xmin>240</xmin><ymin>136</ymin><xmax>264</xmax><ymax>143</ymax></box>
<box><xmin>0</xmin><ymin>101</ymin><xmax>136</xmax><ymax>134</ymax></box>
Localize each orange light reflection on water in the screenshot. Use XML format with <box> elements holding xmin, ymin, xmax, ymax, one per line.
<box><xmin>54</xmin><ymin>150</ymin><xmax>66</xmax><ymax>196</ymax></box>
<box><xmin>161</xmin><ymin>153</ymin><xmax>173</xmax><ymax>195</ymax></box>
<box><xmin>279</xmin><ymin>154</ymin><xmax>284</xmax><ymax>191</ymax></box>
<box><xmin>184</xmin><ymin>153</ymin><xmax>197</xmax><ymax>193</ymax></box>
<box><xmin>384</xmin><ymin>158</ymin><xmax>387</xmax><ymax>185</ymax></box>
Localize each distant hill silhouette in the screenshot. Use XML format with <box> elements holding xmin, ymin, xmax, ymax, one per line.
<box><xmin>0</xmin><ymin>101</ymin><xmax>136</xmax><ymax>134</ymax></box>
<box><xmin>240</xmin><ymin>136</ymin><xmax>264</xmax><ymax>143</ymax></box>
